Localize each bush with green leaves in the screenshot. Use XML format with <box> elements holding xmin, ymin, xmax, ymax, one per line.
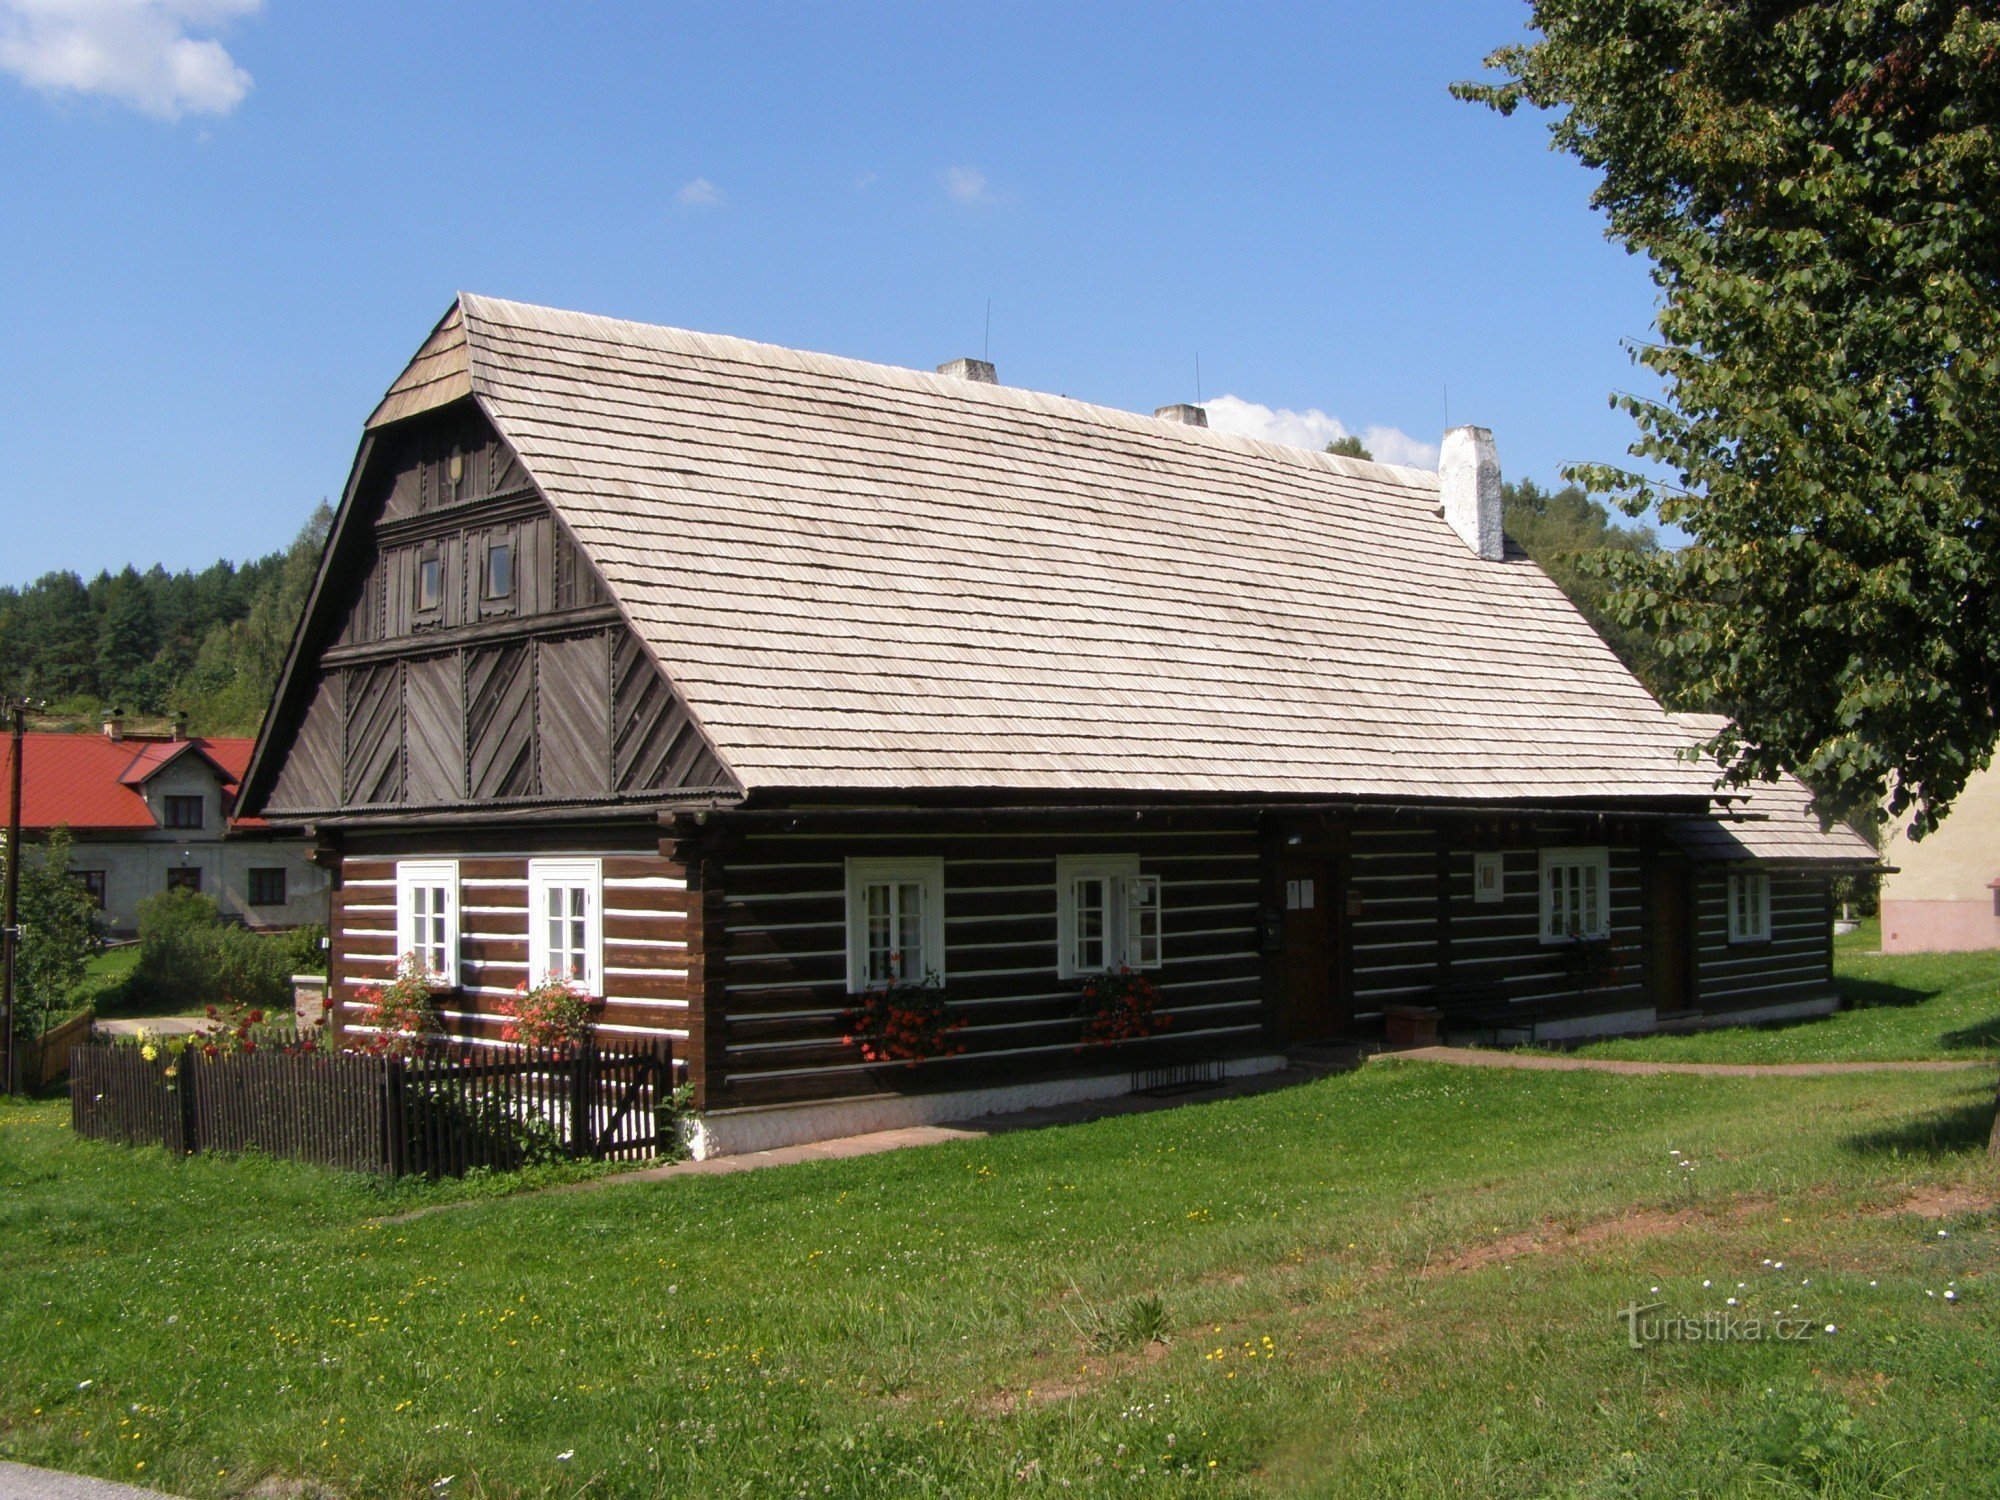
<box><xmin>129</xmin><ymin>887</ymin><xmax>314</xmax><ymax>1015</ymax></box>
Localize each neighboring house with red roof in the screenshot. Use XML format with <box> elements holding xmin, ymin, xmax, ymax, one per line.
<box><xmin>1</xmin><ymin>721</ymin><xmax>329</xmax><ymax>936</ymax></box>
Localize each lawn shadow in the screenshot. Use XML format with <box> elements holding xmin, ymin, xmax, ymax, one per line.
<box><xmin>1837</xmin><ymin>975</ymin><xmax>1945</xmax><ymax>1011</ymax></box>
<box><xmin>1843</xmin><ymin>1083</ymin><xmax>1997</xmax><ymax>1161</ymax></box>
<box><xmin>1939</xmin><ymin>1016</ymin><xmax>2000</xmax><ymax>1051</ymax></box>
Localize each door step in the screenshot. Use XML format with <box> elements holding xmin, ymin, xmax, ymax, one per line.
<box><xmin>1286</xmin><ymin>1042</ymin><xmax>1371</xmax><ymax>1075</ymax></box>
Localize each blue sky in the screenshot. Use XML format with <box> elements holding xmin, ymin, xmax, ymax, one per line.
<box><xmin>0</xmin><ymin>1</ymin><xmax>1665</xmax><ymax>586</ymax></box>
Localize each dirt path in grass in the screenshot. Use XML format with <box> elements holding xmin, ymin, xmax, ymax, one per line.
<box><xmin>1375</xmin><ymin>1046</ymin><xmax>1996</xmax><ymax>1077</ymax></box>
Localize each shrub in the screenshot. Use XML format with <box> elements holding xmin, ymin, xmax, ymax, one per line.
<box><xmin>128</xmin><ymin>888</ymin><xmax>303</xmax><ymax>1014</ymax></box>
<box><xmin>497</xmin><ymin>977</ymin><xmax>601</xmax><ymax>1049</ymax></box>
<box><xmin>841</xmin><ymin>973</ymin><xmax>965</xmax><ymax>1065</ymax></box>
<box><xmin>1078</xmin><ymin>967</ymin><xmax>1170</xmax><ymax>1046</ymax></box>
<box><xmin>349</xmin><ymin>956</ymin><xmax>444</xmax><ymax>1057</ymax></box>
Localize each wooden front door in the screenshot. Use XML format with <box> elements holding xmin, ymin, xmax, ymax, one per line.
<box><xmin>1649</xmin><ymin>860</ymin><xmax>1695</xmax><ymax>1013</ymax></box>
<box><xmin>1278</xmin><ymin>855</ymin><xmax>1349</xmax><ymax>1041</ymax></box>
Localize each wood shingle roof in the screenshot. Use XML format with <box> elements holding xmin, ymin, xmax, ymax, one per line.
<box><xmin>395</xmin><ymin>293</ymin><xmax>1726</xmax><ymax>803</ymax></box>
<box><xmin>1668</xmin><ymin>714</ymin><xmax>1878</xmax><ymax>863</ymax></box>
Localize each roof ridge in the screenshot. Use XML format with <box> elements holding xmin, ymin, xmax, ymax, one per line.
<box><xmin>455</xmin><ymin>292</ymin><xmax>1441</xmax><ymax>490</ymax></box>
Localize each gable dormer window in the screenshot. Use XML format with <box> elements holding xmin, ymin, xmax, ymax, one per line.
<box><xmin>163</xmin><ymin>794</ymin><xmax>204</xmax><ymax>830</ymax></box>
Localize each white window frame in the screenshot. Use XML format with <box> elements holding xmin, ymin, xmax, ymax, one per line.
<box><xmin>528</xmin><ymin>857</ymin><xmax>604</xmax><ymax>991</ymax></box>
<box><xmin>1057</xmin><ymin>855</ymin><xmax>1163</xmax><ymax>979</ymax></box>
<box><xmin>1727</xmin><ymin>869</ymin><xmax>1772</xmax><ymax>944</ymax></box>
<box><xmin>844</xmin><ymin>857</ymin><xmax>946</xmax><ymax>992</ymax></box>
<box><xmin>1538</xmin><ymin>848</ymin><xmax>1611</xmax><ymax>944</ymax></box>
<box><xmin>395</xmin><ymin>859</ymin><xmax>460</xmax><ymax>983</ymax></box>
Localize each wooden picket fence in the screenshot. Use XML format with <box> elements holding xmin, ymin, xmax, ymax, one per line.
<box><xmin>69</xmin><ymin>1037</ymin><xmax>680</xmax><ymax>1177</ymax></box>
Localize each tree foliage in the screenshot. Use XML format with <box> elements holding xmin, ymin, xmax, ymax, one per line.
<box><xmin>1325</xmin><ymin>435</ymin><xmax>1373</xmax><ymax>460</ymax></box>
<box><xmin>0</xmin><ymin>505</ymin><xmax>330</xmax><ymax>736</ymax></box>
<box><xmin>1458</xmin><ymin>2</ymin><xmax>2000</xmax><ymax>835</ymax></box>
<box><xmin>10</xmin><ymin>826</ymin><xmax>101</xmax><ymax>1040</ymax></box>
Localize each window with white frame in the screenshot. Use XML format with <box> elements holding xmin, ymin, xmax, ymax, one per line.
<box><xmin>529</xmin><ymin>858</ymin><xmax>603</xmax><ymax>990</ymax></box>
<box><xmin>1727</xmin><ymin>870</ymin><xmax>1772</xmax><ymax>943</ymax></box>
<box><xmin>844</xmin><ymin>858</ymin><xmax>946</xmax><ymax>991</ymax></box>
<box><xmin>1538</xmin><ymin>848</ymin><xmax>1610</xmax><ymax>943</ymax></box>
<box><xmin>395</xmin><ymin>860</ymin><xmax>459</xmax><ymax>982</ymax></box>
<box><xmin>1057</xmin><ymin>855</ymin><xmax>1163</xmax><ymax>979</ymax></box>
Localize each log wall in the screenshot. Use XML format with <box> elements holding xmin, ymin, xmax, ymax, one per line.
<box><xmin>705</xmin><ymin>822</ymin><xmax>1270</xmax><ymax>1110</ymax></box>
<box><xmin>1346</xmin><ymin>817</ymin><xmax>1650</xmax><ymax>1026</ymax></box>
<box><xmin>1691</xmin><ymin>869</ymin><xmax>1835</xmax><ymax>1010</ymax></box>
<box><xmin>329</xmin><ymin>836</ymin><xmax>691</xmax><ymax>1053</ymax></box>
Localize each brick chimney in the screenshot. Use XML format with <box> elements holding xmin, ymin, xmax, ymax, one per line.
<box><xmin>170</xmin><ymin>711</ymin><xmax>188</xmax><ymax>742</ymax></box>
<box><xmin>1154</xmin><ymin>403</ymin><xmax>1208</xmax><ymax>427</ymax></box>
<box><xmin>102</xmin><ymin>709</ymin><xmax>124</xmax><ymax>742</ymax></box>
<box><xmin>1438</xmin><ymin>425</ymin><xmax>1504</xmax><ymax>561</ymax></box>
<box><xmin>936</xmin><ymin>357</ymin><xmax>997</xmax><ymax>384</ymax></box>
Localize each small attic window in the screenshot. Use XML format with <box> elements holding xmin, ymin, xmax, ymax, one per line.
<box><xmin>416</xmin><ymin>555</ymin><xmax>443</xmax><ymax>613</ymax></box>
<box><xmin>484</xmin><ymin>540</ymin><xmax>514</xmax><ymax>600</ymax></box>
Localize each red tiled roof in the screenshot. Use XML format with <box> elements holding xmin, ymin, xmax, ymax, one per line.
<box><xmin>0</xmin><ymin>733</ymin><xmax>257</xmax><ymax>832</ymax></box>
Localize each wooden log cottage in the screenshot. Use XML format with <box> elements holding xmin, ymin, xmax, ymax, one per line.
<box><xmin>238</xmin><ymin>295</ymin><xmax>1876</xmax><ymax>1155</ymax></box>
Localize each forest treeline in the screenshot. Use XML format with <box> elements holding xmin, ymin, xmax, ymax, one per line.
<box><xmin>0</xmin><ymin>505</ymin><xmax>331</xmax><ymax>737</ymax></box>
<box><xmin>0</xmin><ymin>482</ymin><xmax>1666</xmax><ymax>740</ymax></box>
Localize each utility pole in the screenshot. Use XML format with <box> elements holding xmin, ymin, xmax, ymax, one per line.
<box><xmin>2</xmin><ymin>700</ymin><xmax>23</xmax><ymax>1096</ymax></box>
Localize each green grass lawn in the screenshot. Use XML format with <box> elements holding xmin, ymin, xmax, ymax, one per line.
<box><xmin>70</xmin><ymin>944</ymin><xmax>142</xmax><ymax>1017</ymax></box>
<box><xmin>1565</xmin><ymin>935</ymin><xmax>2000</xmax><ymax>1065</ymax></box>
<box><xmin>3</xmin><ymin>938</ymin><xmax>1998</xmax><ymax>1498</ymax></box>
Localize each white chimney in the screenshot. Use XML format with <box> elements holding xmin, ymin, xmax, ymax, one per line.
<box><xmin>1154</xmin><ymin>403</ymin><xmax>1208</xmax><ymax>427</ymax></box>
<box><xmin>1438</xmin><ymin>425</ymin><xmax>1504</xmax><ymax>561</ymax></box>
<box><xmin>937</xmin><ymin>357</ymin><xmax>997</xmax><ymax>384</ymax></box>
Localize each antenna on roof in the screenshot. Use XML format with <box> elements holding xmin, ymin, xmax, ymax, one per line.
<box><xmin>1195</xmin><ymin>352</ymin><xmax>1204</xmax><ymax>406</ymax></box>
<box><xmin>1443</xmin><ymin>381</ymin><xmax>1450</xmax><ymax>432</ymax></box>
<box><xmin>983</xmin><ymin>299</ymin><xmax>992</xmax><ymax>360</ymax></box>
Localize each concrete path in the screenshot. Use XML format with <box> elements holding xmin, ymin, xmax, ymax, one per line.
<box><xmin>91</xmin><ymin>1017</ymin><xmax>207</xmax><ymax>1040</ymax></box>
<box><xmin>0</xmin><ymin>1462</ymin><xmax>184</xmax><ymax>1500</ymax></box>
<box><xmin>1373</xmin><ymin>1045</ymin><xmax>1996</xmax><ymax>1078</ymax></box>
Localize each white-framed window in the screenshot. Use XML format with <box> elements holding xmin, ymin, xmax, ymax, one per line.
<box><xmin>529</xmin><ymin>858</ymin><xmax>603</xmax><ymax>990</ymax></box>
<box><xmin>1728</xmin><ymin>870</ymin><xmax>1772</xmax><ymax>944</ymax></box>
<box><xmin>1539</xmin><ymin>848</ymin><xmax>1610</xmax><ymax>943</ymax></box>
<box><xmin>845</xmin><ymin>857</ymin><xmax>946</xmax><ymax>991</ymax></box>
<box><xmin>1057</xmin><ymin>855</ymin><xmax>1163</xmax><ymax>979</ymax></box>
<box><xmin>395</xmin><ymin>859</ymin><xmax>459</xmax><ymax>982</ymax></box>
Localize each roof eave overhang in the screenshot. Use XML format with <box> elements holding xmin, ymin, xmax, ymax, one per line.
<box><xmin>717</xmin><ymin>784</ymin><xmax>1717</xmax><ymax>820</ymax></box>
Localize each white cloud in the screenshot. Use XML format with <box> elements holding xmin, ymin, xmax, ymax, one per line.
<box><xmin>942</xmin><ymin>165</ymin><xmax>995</xmax><ymax>205</ymax></box>
<box><xmin>0</xmin><ymin>0</ymin><xmax>258</xmax><ymax>120</ymax></box>
<box><xmin>676</xmin><ymin>176</ymin><xmax>723</xmax><ymax>208</ymax></box>
<box><xmin>1202</xmin><ymin>393</ymin><xmax>1439</xmax><ymax>469</ymax></box>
